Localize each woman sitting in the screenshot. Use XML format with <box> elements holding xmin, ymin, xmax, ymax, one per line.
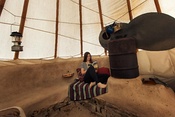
<box><xmin>80</xmin><ymin>52</ymin><xmax>109</xmax><ymax>88</ymax></box>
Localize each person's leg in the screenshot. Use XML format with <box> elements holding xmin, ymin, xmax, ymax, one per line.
<box><xmin>83</xmin><ymin>66</ymin><xmax>97</xmax><ymax>88</ymax></box>
<box><xmin>97</xmin><ymin>74</ymin><xmax>110</xmax><ymax>84</ymax></box>
<box><xmin>84</xmin><ymin>66</ymin><xmax>106</xmax><ymax>88</ymax></box>
<box><xmin>84</xmin><ymin>65</ymin><xmax>99</xmax><ymax>83</ymax></box>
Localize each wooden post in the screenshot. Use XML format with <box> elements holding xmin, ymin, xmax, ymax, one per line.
<box><xmin>79</xmin><ymin>0</ymin><xmax>83</xmax><ymax>57</ymax></box>
<box><xmin>126</xmin><ymin>0</ymin><xmax>133</xmax><ymax>20</ymax></box>
<box><xmin>54</xmin><ymin>0</ymin><xmax>60</xmax><ymax>58</ymax></box>
<box><xmin>14</xmin><ymin>0</ymin><xmax>29</xmax><ymax>60</ymax></box>
<box><xmin>97</xmin><ymin>0</ymin><xmax>107</xmax><ymax>55</ymax></box>
<box><xmin>154</xmin><ymin>0</ymin><xmax>161</xmax><ymax>13</ymax></box>
<box><xmin>0</xmin><ymin>0</ymin><xmax>6</xmax><ymax>16</ymax></box>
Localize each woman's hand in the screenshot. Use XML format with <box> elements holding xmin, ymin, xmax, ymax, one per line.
<box><xmin>95</xmin><ymin>69</ymin><xmax>98</xmax><ymax>73</ymax></box>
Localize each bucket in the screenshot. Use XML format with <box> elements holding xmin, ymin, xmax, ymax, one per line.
<box><xmin>108</xmin><ymin>37</ymin><xmax>139</xmax><ymax>78</ymax></box>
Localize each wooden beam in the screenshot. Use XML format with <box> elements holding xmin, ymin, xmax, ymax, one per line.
<box><xmin>0</xmin><ymin>0</ymin><xmax>6</xmax><ymax>16</ymax></box>
<box><xmin>97</xmin><ymin>0</ymin><xmax>107</xmax><ymax>55</ymax></box>
<box><xmin>154</xmin><ymin>0</ymin><xmax>161</xmax><ymax>13</ymax></box>
<box><xmin>14</xmin><ymin>0</ymin><xmax>29</xmax><ymax>60</ymax></box>
<box><xmin>79</xmin><ymin>0</ymin><xmax>83</xmax><ymax>57</ymax></box>
<box><xmin>19</xmin><ymin>0</ymin><xmax>29</xmax><ymax>34</ymax></box>
<box><xmin>54</xmin><ymin>0</ymin><xmax>60</xmax><ymax>58</ymax></box>
<box><xmin>126</xmin><ymin>0</ymin><xmax>133</xmax><ymax>20</ymax></box>
<box><xmin>97</xmin><ymin>0</ymin><xmax>104</xmax><ymax>30</ymax></box>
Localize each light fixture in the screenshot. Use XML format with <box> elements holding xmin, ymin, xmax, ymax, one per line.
<box><xmin>10</xmin><ymin>31</ymin><xmax>23</xmax><ymax>51</ymax></box>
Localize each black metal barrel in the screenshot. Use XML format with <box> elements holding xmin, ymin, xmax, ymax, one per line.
<box><xmin>108</xmin><ymin>37</ymin><xmax>139</xmax><ymax>78</ymax></box>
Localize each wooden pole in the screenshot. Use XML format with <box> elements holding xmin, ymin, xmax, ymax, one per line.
<box><xmin>154</xmin><ymin>0</ymin><xmax>161</xmax><ymax>13</ymax></box>
<box><xmin>54</xmin><ymin>0</ymin><xmax>60</xmax><ymax>58</ymax></box>
<box><xmin>97</xmin><ymin>0</ymin><xmax>107</xmax><ymax>55</ymax></box>
<box><xmin>0</xmin><ymin>0</ymin><xmax>6</xmax><ymax>16</ymax></box>
<box><xmin>126</xmin><ymin>0</ymin><xmax>133</xmax><ymax>20</ymax></box>
<box><xmin>79</xmin><ymin>0</ymin><xmax>83</xmax><ymax>57</ymax></box>
<box><xmin>14</xmin><ymin>0</ymin><xmax>29</xmax><ymax>60</ymax></box>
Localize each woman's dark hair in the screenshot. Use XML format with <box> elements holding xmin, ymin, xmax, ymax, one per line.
<box><xmin>83</xmin><ymin>52</ymin><xmax>93</xmax><ymax>63</ymax></box>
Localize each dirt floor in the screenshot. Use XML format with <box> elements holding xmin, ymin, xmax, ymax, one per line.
<box><xmin>27</xmin><ymin>76</ymin><xmax>175</xmax><ymax>117</ymax></box>
<box><xmin>29</xmin><ymin>97</ymin><xmax>138</xmax><ymax>117</ymax></box>
<box><xmin>0</xmin><ymin>57</ymin><xmax>175</xmax><ymax>117</ymax></box>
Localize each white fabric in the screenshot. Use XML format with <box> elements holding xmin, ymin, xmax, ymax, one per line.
<box><xmin>137</xmin><ymin>48</ymin><xmax>175</xmax><ymax>78</ymax></box>
<box><xmin>0</xmin><ymin>0</ymin><xmax>175</xmax><ymax>59</ymax></box>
